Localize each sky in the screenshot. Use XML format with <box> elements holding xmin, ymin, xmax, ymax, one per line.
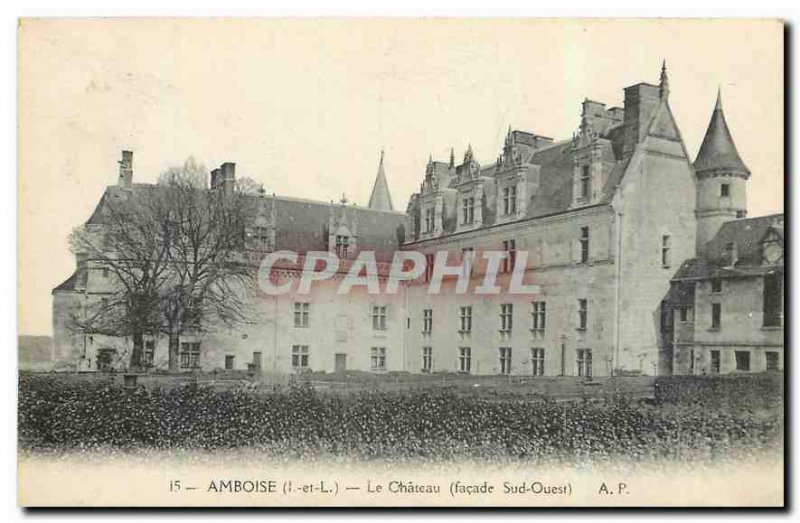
<box><xmin>18</xmin><ymin>18</ymin><xmax>784</xmax><ymax>336</ymax></box>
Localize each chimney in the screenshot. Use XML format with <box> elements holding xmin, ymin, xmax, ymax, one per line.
<box><xmin>210</xmin><ymin>168</ymin><xmax>220</xmax><ymax>190</ymax></box>
<box><xmin>118</xmin><ymin>150</ymin><xmax>133</xmax><ymax>188</ymax></box>
<box><xmin>220</xmin><ymin>162</ymin><xmax>236</xmax><ymax>194</ymax></box>
<box><xmin>622</xmin><ymin>83</ymin><xmax>661</xmax><ymax>157</ymax></box>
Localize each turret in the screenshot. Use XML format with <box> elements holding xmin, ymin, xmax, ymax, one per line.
<box><xmin>694</xmin><ymin>89</ymin><xmax>750</xmax><ymax>253</ymax></box>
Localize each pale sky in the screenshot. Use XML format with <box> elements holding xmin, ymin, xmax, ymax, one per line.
<box><xmin>19</xmin><ymin>18</ymin><xmax>784</xmax><ymax>335</ymax></box>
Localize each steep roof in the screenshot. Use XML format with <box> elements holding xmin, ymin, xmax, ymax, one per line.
<box><xmin>52</xmin><ymin>271</ymin><xmax>78</xmax><ymax>293</ymax></box>
<box><xmin>367</xmin><ymin>151</ymin><xmax>394</xmax><ymax>211</ymax></box>
<box><xmin>693</xmin><ymin>90</ymin><xmax>750</xmax><ymax>175</ymax></box>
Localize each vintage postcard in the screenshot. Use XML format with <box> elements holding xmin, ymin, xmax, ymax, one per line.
<box><xmin>17</xmin><ymin>18</ymin><xmax>784</xmax><ymax>507</ymax></box>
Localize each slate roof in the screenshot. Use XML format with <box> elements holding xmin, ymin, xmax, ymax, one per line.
<box><xmin>52</xmin><ymin>271</ymin><xmax>78</xmax><ymax>293</ymax></box>
<box><xmin>672</xmin><ymin>213</ymin><xmax>784</xmax><ymax>282</ymax></box>
<box><xmin>367</xmin><ymin>152</ymin><xmax>394</xmax><ymax>211</ymax></box>
<box><xmin>693</xmin><ymin>91</ymin><xmax>750</xmax><ymax>175</ymax></box>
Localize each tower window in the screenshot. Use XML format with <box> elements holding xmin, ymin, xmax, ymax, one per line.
<box><xmin>661</xmin><ymin>235</ymin><xmax>671</xmax><ymax>268</ymax></box>
<box><xmin>720</xmin><ymin>183</ymin><xmax>730</xmax><ymax>197</ymax></box>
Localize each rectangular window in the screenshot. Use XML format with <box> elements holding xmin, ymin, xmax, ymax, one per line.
<box><xmin>424</xmin><ymin>208</ymin><xmax>435</xmax><ymax>233</ymax></box>
<box><xmin>711</xmin><ymin>303</ymin><xmax>721</xmax><ymax>329</ymax></box>
<box><xmin>710</xmin><ymin>350</ymin><xmax>720</xmax><ymax>374</ymax></box>
<box><xmin>502</xmin><ymin>239</ymin><xmax>517</xmax><ymax>273</ymax></box>
<box><xmin>577</xmin><ymin>348</ymin><xmax>592</xmax><ymax>378</ymax></box>
<box><xmin>462</xmin><ymin>196</ymin><xmax>475</xmax><ymax>224</ymax></box>
<box><xmin>578</xmin><ymin>299</ymin><xmax>588</xmax><ymax>330</ymax></box>
<box><xmin>102</xmin><ymin>267</ymin><xmax>109</xmax><ymax>278</ymax></box>
<box><xmin>372</xmin><ymin>306</ymin><xmax>388</xmax><ymax>331</ymax></box>
<box><xmin>580</xmin><ymin>226</ymin><xmax>590</xmax><ymax>263</ymax></box>
<box><xmin>422</xmin><ymin>346</ymin><xmax>432</xmax><ymax>373</ymax></box>
<box><xmin>458</xmin><ymin>347</ymin><xmax>472</xmax><ymax>374</ymax></box>
<box><xmin>461</xmin><ymin>247</ymin><xmax>474</xmax><ymax>278</ymax></box>
<box><xmin>143</xmin><ymin>340</ymin><xmax>155</xmax><ymax>367</ymax></box>
<box><xmin>179</xmin><ymin>342</ymin><xmax>201</xmax><ymax>368</ymax></box>
<box><xmin>293</xmin><ymin>302</ymin><xmax>310</xmax><ymax>328</ymax></box>
<box><xmin>335</xmin><ymin>235</ymin><xmax>349</xmax><ymax>258</ymax></box>
<box><xmin>224</xmin><ymin>355</ymin><xmax>235</xmax><ymax>371</ymax></box>
<box><xmin>765</xmin><ymin>352</ymin><xmax>779</xmax><ymax>371</ymax></box>
<box><xmin>531</xmin><ymin>348</ymin><xmax>545</xmax><ymax>376</ymax></box>
<box><xmin>720</xmin><ymin>183</ymin><xmax>730</xmax><ymax>197</ymax></box>
<box><xmin>500</xmin><ymin>303</ymin><xmax>513</xmax><ymax>334</ymax></box>
<box><xmin>371</xmin><ymin>347</ymin><xmax>386</xmax><ymax>370</ymax></box>
<box><xmin>503</xmin><ymin>186</ymin><xmax>517</xmax><ymax>215</ymax></box>
<box><xmin>580</xmin><ymin>165</ymin><xmax>591</xmax><ymax>199</ymax></box>
<box><xmin>422</xmin><ymin>308</ymin><xmax>433</xmax><ymax>334</ymax></box>
<box><xmin>725</xmin><ymin>242</ymin><xmax>736</xmax><ymax>265</ymax></box>
<box><xmin>679</xmin><ymin>307</ymin><xmax>693</xmax><ymax>323</ymax></box>
<box><xmin>499</xmin><ymin>347</ymin><xmax>513</xmax><ymax>375</ymax></box>
<box><xmin>661</xmin><ymin>235</ymin><xmax>671</xmax><ymax>268</ymax></box>
<box><xmin>710</xmin><ymin>279</ymin><xmax>722</xmax><ymax>293</ymax></box>
<box><xmin>735</xmin><ymin>350</ymin><xmax>750</xmax><ymax>372</ymax></box>
<box><xmin>459</xmin><ymin>306</ymin><xmax>472</xmax><ymax>333</ymax></box>
<box><xmin>689</xmin><ymin>349</ymin><xmax>695</xmax><ymax>374</ymax></box>
<box><xmin>763</xmin><ymin>273</ymin><xmax>783</xmax><ymax>327</ymax></box>
<box><xmin>531</xmin><ymin>301</ymin><xmax>546</xmax><ymax>334</ymax></box>
<box><xmin>253</xmin><ymin>225</ymin><xmax>270</xmax><ymax>251</ymax></box>
<box><xmin>424</xmin><ymin>253</ymin><xmax>434</xmax><ymax>283</ymax></box>
<box><xmin>291</xmin><ymin>345</ymin><xmax>309</xmax><ymax>369</ymax></box>
<box><xmin>252</xmin><ymin>351</ymin><xmax>262</xmax><ymax>371</ymax></box>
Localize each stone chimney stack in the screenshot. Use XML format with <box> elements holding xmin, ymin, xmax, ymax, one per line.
<box><xmin>219</xmin><ymin>162</ymin><xmax>236</xmax><ymax>194</ymax></box>
<box><xmin>622</xmin><ymin>82</ymin><xmax>661</xmax><ymax>157</ymax></box>
<box><xmin>210</xmin><ymin>168</ymin><xmax>221</xmax><ymax>190</ymax></box>
<box><xmin>118</xmin><ymin>150</ymin><xmax>133</xmax><ymax>188</ymax></box>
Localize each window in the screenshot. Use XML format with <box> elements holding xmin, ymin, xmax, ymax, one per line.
<box><xmin>291</xmin><ymin>345</ymin><xmax>309</xmax><ymax>369</ymax></box>
<box><xmin>580</xmin><ymin>165</ymin><xmax>591</xmax><ymax>199</ymax></box>
<box><xmin>179</xmin><ymin>342</ymin><xmax>200</xmax><ymax>368</ymax></box>
<box><xmin>459</xmin><ymin>306</ymin><xmax>472</xmax><ymax>333</ymax></box>
<box><xmin>253</xmin><ymin>225</ymin><xmax>270</xmax><ymax>251</ymax></box>
<box><xmin>371</xmin><ymin>347</ymin><xmax>386</xmax><ymax>370</ymax></box>
<box><xmin>500</xmin><ymin>303</ymin><xmax>513</xmax><ymax>334</ymax></box>
<box><xmin>710</xmin><ymin>350</ymin><xmax>720</xmax><ymax>374</ymax></box>
<box><xmin>661</xmin><ymin>235</ymin><xmax>671</xmax><ymax>268</ymax></box>
<box><xmin>735</xmin><ymin>350</ymin><xmax>750</xmax><ymax>372</ymax></box>
<box><xmin>580</xmin><ymin>226</ymin><xmax>590</xmax><ymax>263</ymax></box>
<box><xmin>422</xmin><ymin>309</ymin><xmax>433</xmax><ymax>334</ymax></box>
<box><xmin>765</xmin><ymin>352</ymin><xmax>779</xmax><ymax>371</ymax></box>
<box><xmin>502</xmin><ymin>239</ymin><xmax>517</xmax><ymax>273</ymax></box>
<box><xmin>372</xmin><ymin>306</ymin><xmax>388</xmax><ymax>331</ymax></box>
<box><xmin>462</xmin><ymin>196</ymin><xmax>475</xmax><ymax>224</ymax></box>
<box><xmin>577</xmin><ymin>349</ymin><xmax>592</xmax><ymax>378</ymax></box>
<box><xmin>499</xmin><ymin>347</ymin><xmax>513</xmax><ymax>375</ymax></box>
<box><xmin>689</xmin><ymin>349</ymin><xmax>695</xmax><ymax>374</ymax></box>
<box><xmin>531</xmin><ymin>301</ymin><xmax>546</xmax><ymax>335</ymax></box>
<box><xmin>424</xmin><ymin>253</ymin><xmax>434</xmax><ymax>283</ymax></box>
<box><xmin>710</xmin><ymin>279</ymin><xmax>722</xmax><ymax>293</ymax></box>
<box><xmin>720</xmin><ymin>183</ymin><xmax>730</xmax><ymax>197</ymax></box>
<box><xmin>458</xmin><ymin>347</ymin><xmax>472</xmax><ymax>373</ymax></box>
<box><xmin>763</xmin><ymin>274</ymin><xmax>783</xmax><ymax>327</ymax></box>
<box><xmin>725</xmin><ymin>242</ymin><xmax>736</xmax><ymax>265</ymax></box>
<box><xmin>424</xmin><ymin>208</ymin><xmax>435</xmax><ymax>233</ymax></box>
<box><xmin>531</xmin><ymin>348</ymin><xmax>545</xmax><ymax>376</ymax></box>
<box><xmin>578</xmin><ymin>299</ymin><xmax>588</xmax><ymax>330</ymax></box>
<box><xmin>143</xmin><ymin>340</ymin><xmax>155</xmax><ymax>367</ymax></box>
<box><xmin>252</xmin><ymin>351</ymin><xmax>262</xmax><ymax>371</ymax></box>
<box><xmin>225</xmin><ymin>355</ymin><xmax>235</xmax><ymax>370</ymax></box>
<box><xmin>422</xmin><ymin>347</ymin><xmax>432</xmax><ymax>373</ymax></box>
<box><xmin>679</xmin><ymin>307</ymin><xmax>693</xmax><ymax>323</ymax></box>
<box><xmin>461</xmin><ymin>247</ymin><xmax>474</xmax><ymax>278</ymax></box>
<box><xmin>102</xmin><ymin>267</ymin><xmax>109</xmax><ymax>278</ymax></box>
<box><xmin>502</xmin><ymin>186</ymin><xmax>517</xmax><ymax>215</ymax></box>
<box><xmin>711</xmin><ymin>303</ymin><xmax>721</xmax><ymax>329</ymax></box>
<box><xmin>293</xmin><ymin>302</ymin><xmax>309</xmax><ymax>328</ymax></box>
<box><xmin>335</xmin><ymin>235</ymin><xmax>349</xmax><ymax>258</ymax></box>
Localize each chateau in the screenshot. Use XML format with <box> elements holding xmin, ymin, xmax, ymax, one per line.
<box><xmin>51</xmin><ymin>64</ymin><xmax>784</xmax><ymax>376</ymax></box>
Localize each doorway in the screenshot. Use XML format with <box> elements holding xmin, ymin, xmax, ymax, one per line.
<box><xmin>335</xmin><ymin>353</ymin><xmax>347</xmax><ymax>373</ymax></box>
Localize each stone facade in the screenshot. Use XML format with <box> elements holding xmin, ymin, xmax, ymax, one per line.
<box><xmin>51</xmin><ymin>64</ymin><xmax>780</xmax><ymax>377</ymax></box>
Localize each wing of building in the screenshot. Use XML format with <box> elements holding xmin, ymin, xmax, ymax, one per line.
<box><xmin>51</xmin><ymin>63</ymin><xmax>783</xmax><ymax>376</ymax></box>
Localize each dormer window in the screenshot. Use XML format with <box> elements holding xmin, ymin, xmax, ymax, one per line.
<box><xmin>580</xmin><ymin>165</ymin><xmax>591</xmax><ymax>199</ymax></box>
<box><xmin>424</xmin><ymin>208</ymin><xmax>435</xmax><ymax>234</ymax></box>
<box><xmin>502</xmin><ymin>186</ymin><xmax>517</xmax><ymax>216</ymax></box>
<box><xmin>461</xmin><ymin>196</ymin><xmax>475</xmax><ymax>225</ymax></box>
<box><xmin>335</xmin><ymin>235</ymin><xmax>349</xmax><ymax>258</ymax></box>
<box><xmin>252</xmin><ymin>225</ymin><xmax>270</xmax><ymax>252</ymax></box>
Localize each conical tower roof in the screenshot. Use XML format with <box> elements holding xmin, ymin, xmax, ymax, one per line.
<box><xmin>368</xmin><ymin>150</ymin><xmax>394</xmax><ymax>211</ymax></box>
<box><xmin>694</xmin><ymin>90</ymin><xmax>750</xmax><ymax>176</ymax></box>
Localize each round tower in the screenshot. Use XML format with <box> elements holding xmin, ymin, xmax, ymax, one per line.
<box><xmin>694</xmin><ymin>89</ymin><xmax>750</xmax><ymax>253</ymax></box>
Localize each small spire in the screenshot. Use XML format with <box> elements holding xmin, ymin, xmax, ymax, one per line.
<box><xmin>659</xmin><ymin>60</ymin><xmax>669</xmax><ymax>99</ymax></box>
<box><xmin>340</xmin><ymin>192</ymin><xmax>348</xmax><ymax>205</ymax></box>
<box><xmin>449</xmin><ymin>147</ymin><xmax>455</xmax><ymax>168</ymax></box>
<box><xmin>367</xmin><ymin>150</ymin><xmax>394</xmax><ymax>211</ymax></box>
<box><xmin>715</xmin><ymin>86</ymin><xmax>722</xmax><ymax>111</ymax></box>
